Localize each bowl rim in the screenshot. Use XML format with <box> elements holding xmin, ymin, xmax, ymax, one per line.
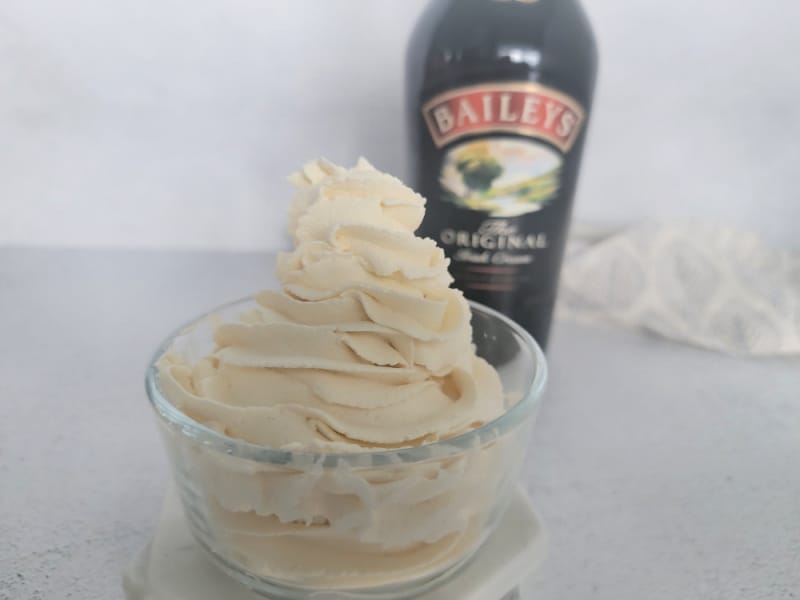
<box><xmin>145</xmin><ymin>296</ymin><xmax>547</xmax><ymax>465</ymax></box>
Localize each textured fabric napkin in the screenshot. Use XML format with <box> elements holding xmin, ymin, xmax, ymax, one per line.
<box><xmin>558</xmin><ymin>222</ymin><xmax>800</xmax><ymax>356</ymax></box>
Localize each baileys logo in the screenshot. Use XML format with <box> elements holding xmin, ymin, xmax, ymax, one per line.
<box><xmin>422</xmin><ymin>82</ymin><xmax>585</xmax><ymax>152</ymax></box>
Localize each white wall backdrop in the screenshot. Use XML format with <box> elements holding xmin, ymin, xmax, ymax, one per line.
<box><xmin>1</xmin><ymin>0</ymin><xmax>798</xmax><ymax>251</ymax></box>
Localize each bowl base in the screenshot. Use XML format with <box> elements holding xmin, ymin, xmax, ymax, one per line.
<box><xmin>123</xmin><ymin>484</ymin><xmax>546</xmax><ymax>600</ymax></box>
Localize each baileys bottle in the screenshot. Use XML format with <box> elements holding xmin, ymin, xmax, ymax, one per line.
<box><xmin>406</xmin><ymin>0</ymin><xmax>597</xmax><ymax>349</ymax></box>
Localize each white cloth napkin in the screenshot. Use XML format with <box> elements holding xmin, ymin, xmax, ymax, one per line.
<box><xmin>558</xmin><ymin>222</ymin><xmax>800</xmax><ymax>356</ymax></box>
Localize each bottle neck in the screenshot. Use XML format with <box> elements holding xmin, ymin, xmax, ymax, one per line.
<box><xmin>420</xmin><ymin>0</ymin><xmax>595</xmax><ymax>104</ymax></box>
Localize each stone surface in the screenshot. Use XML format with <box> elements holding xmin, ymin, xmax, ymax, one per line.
<box><xmin>1</xmin><ymin>248</ymin><xmax>798</xmax><ymax>599</ymax></box>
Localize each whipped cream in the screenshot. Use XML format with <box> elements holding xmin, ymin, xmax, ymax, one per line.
<box><xmin>159</xmin><ymin>158</ymin><xmax>503</xmax><ymax>452</ymax></box>
<box><xmin>154</xmin><ymin>159</ymin><xmax>514</xmax><ymax>589</ymax></box>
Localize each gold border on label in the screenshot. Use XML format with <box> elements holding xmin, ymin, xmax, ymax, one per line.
<box><xmin>422</xmin><ymin>81</ymin><xmax>586</xmax><ymax>153</ymax></box>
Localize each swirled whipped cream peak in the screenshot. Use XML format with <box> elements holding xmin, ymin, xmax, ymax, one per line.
<box><xmin>158</xmin><ymin>158</ymin><xmax>504</xmax><ymax>452</ymax></box>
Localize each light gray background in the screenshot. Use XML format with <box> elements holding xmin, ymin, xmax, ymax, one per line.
<box><xmin>2</xmin><ymin>0</ymin><xmax>798</xmax><ymax>251</ymax></box>
<box><xmin>3</xmin><ymin>4</ymin><xmax>799</xmax><ymax>599</ymax></box>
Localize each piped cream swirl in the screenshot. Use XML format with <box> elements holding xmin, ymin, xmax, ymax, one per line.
<box><xmin>158</xmin><ymin>158</ymin><xmax>503</xmax><ymax>452</ymax></box>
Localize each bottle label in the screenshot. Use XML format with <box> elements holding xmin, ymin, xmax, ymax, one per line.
<box><xmin>433</xmin><ymin>135</ymin><xmax>559</xmax><ymax>291</ymax></box>
<box><xmin>420</xmin><ymin>82</ymin><xmax>587</xmax><ymax>302</ymax></box>
<box><xmin>422</xmin><ymin>82</ymin><xmax>585</xmax><ymax>152</ymax></box>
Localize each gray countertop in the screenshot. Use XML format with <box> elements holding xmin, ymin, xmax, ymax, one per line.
<box><xmin>1</xmin><ymin>247</ymin><xmax>799</xmax><ymax>600</ymax></box>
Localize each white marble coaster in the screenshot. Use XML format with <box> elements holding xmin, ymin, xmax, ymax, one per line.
<box><xmin>123</xmin><ymin>484</ymin><xmax>546</xmax><ymax>600</ymax></box>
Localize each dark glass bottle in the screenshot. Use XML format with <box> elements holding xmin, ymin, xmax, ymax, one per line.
<box><xmin>406</xmin><ymin>0</ymin><xmax>597</xmax><ymax>349</ymax></box>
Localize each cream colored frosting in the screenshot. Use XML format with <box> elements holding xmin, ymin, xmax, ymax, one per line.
<box><xmin>158</xmin><ymin>157</ymin><xmax>503</xmax><ymax>453</ymax></box>
<box><xmin>155</xmin><ymin>159</ymin><xmax>512</xmax><ymax>589</ymax></box>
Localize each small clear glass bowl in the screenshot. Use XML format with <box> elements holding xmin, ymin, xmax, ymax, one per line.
<box><xmin>146</xmin><ymin>298</ymin><xmax>547</xmax><ymax>599</ymax></box>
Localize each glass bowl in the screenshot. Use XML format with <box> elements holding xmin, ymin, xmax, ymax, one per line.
<box><xmin>145</xmin><ymin>298</ymin><xmax>547</xmax><ymax>599</ymax></box>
